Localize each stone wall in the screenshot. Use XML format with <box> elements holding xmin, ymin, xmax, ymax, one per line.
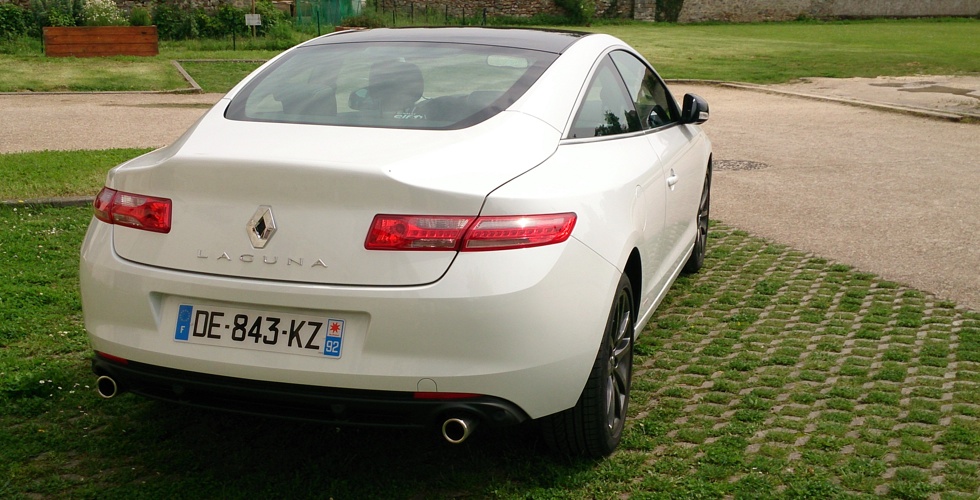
<box><xmin>674</xmin><ymin>0</ymin><xmax>980</xmax><ymax>23</ymax></box>
<box><xmin>375</xmin><ymin>0</ymin><xmax>561</xmax><ymax>18</ymax></box>
<box><xmin>367</xmin><ymin>0</ymin><xmax>980</xmax><ymax>21</ymax></box>
<box><xmin>373</xmin><ymin>0</ymin><xmax>632</xmax><ymax>19</ymax></box>
<box><xmin>7</xmin><ymin>0</ymin><xmax>977</xmax><ymax>20</ymax></box>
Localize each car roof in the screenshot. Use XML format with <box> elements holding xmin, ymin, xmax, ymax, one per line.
<box><xmin>303</xmin><ymin>27</ymin><xmax>590</xmax><ymax>54</ymax></box>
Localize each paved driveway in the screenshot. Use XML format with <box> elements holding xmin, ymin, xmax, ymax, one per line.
<box><xmin>1</xmin><ymin>84</ymin><xmax>977</xmax><ymax>310</ymax></box>
<box><xmin>673</xmin><ymin>83</ymin><xmax>979</xmax><ymax>310</ymax></box>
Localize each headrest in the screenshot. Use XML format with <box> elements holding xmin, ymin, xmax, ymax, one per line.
<box><xmin>367</xmin><ymin>61</ymin><xmax>424</xmax><ymax>113</ymax></box>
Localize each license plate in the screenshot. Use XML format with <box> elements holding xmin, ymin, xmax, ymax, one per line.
<box><xmin>174</xmin><ymin>304</ymin><xmax>344</xmax><ymax>358</ymax></box>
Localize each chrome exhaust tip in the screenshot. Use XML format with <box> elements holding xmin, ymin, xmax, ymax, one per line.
<box><xmin>441</xmin><ymin>417</ymin><xmax>476</xmax><ymax>444</ymax></box>
<box><xmin>96</xmin><ymin>375</ymin><xmax>119</xmax><ymax>399</ymax></box>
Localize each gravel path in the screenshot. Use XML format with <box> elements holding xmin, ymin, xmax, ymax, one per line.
<box><xmin>1</xmin><ymin>79</ymin><xmax>977</xmax><ymax>310</ymax></box>
<box><xmin>0</xmin><ymin>93</ymin><xmax>223</xmax><ymax>153</ymax></box>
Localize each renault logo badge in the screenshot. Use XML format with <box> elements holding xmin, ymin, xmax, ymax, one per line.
<box><xmin>247</xmin><ymin>206</ymin><xmax>277</xmax><ymax>249</ymax></box>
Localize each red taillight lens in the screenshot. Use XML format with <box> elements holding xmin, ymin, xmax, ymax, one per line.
<box><xmin>365</xmin><ymin>213</ymin><xmax>576</xmax><ymax>252</ymax></box>
<box><xmin>365</xmin><ymin>215</ymin><xmax>474</xmax><ymax>250</ymax></box>
<box><xmin>95</xmin><ymin>351</ymin><xmax>129</xmax><ymax>365</ymax></box>
<box><xmin>462</xmin><ymin>213</ymin><xmax>576</xmax><ymax>251</ymax></box>
<box><xmin>413</xmin><ymin>392</ymin><xmax>480</xmax><ymax>400</ymax></box>
<box><xmin>92</xmin><ymin>187</ymin><xmax>172</xmax><ymax>234</ymax></box>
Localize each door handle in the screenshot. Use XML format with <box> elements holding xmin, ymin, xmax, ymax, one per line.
<box><xmin>666</xmin><ymin>170</ymin><xmax>679</xmax><ymax>189</ymax></box>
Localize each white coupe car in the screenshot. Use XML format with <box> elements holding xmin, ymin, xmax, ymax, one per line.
<box><xmin>80</xmin><ymin>27</ymin><xmax>711</xmax><ymax>457</ymax></box>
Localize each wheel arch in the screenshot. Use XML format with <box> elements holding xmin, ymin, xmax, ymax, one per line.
<box><xmin>624</xmin><ymin>248</ymin><xmax>642</xmax><ymax>320</ymax></box>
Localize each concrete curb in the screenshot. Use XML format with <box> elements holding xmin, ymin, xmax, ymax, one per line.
<box><xmin>666</xmin><ymin>79</ymin><xmax>979</xmax><ymax>122</ymax></box>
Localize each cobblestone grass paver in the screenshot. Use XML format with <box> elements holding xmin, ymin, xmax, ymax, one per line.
<box><xmin>623</xmin><ymin>223</ymin><xmax>980</xmax><ymax>499</ymax></box>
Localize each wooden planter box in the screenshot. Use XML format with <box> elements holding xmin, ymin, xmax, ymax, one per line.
<box><xmin>43</xmin><ymin>26</ymin><xmax>159</xmax><ymax>58</ymax></box>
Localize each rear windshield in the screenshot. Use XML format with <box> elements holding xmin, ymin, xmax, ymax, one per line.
<box><xmin>225</xmin><ymin>42</ymin><xmax>557</xmax><ymax>130</ymax></box>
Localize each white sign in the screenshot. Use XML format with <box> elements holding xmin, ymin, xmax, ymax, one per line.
<box><xmin>245</xmin><ymin>14</ymin><xmax>262</xmax><ymax>26</ymax></box>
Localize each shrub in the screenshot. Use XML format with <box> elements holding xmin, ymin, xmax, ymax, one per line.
<box><xmin>253</xmin><ymin>0</ymin><xmax>288</xmax><ymax>35</ymax></box>
<box><xmin>190</xmin><ymin>7</ymin><xmax>221</xmax><ymax>37</ymax></box>
<box><xmin>129</xmin><ymin>6</ymin><xmax>151</xmax><ymax>26</ymax></box>
<box><xmin>152</xmin><ymin>1</ymin><xmax>194</xmax><ymax>39</ymax></box>
<box><xmin>31</xmin><ymin>0</ymin><xmax>84</xmax><ymax>29</ymax></box>
<box><xmin>82</xmin><ymin>0</ymin><xmax>128</xmax><ymax>26</ymax></box>
<box><xmin>212</xmin><ymin>4</ymin><xmax>248</xmax><ymax>37</ymax></box>
<box><xmin>655</xmin><ymin>0</ymin><xmax>684</xmax><ymax>22</ymax></box>
<box><xmin>0</xmin><ymin>3</ymin><xmax>29</xmax><ymax>39</ymax></box>
<box><xmin>553</xmin><ymin>0</ymin><xmax>595</xmax><ymax>24</ymax></box>
<box><xmin>339</xmin><ymin>12</ymin><xmax>384</xmax><ymax>28</ymax></box>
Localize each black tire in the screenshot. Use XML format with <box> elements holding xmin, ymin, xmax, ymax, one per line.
<box><xmin>540</xmin><ymin>274</ymin><xmax>634</xmax><ymax>457</ymax></box>
<box><xmin>682</xmin><ymin>164</ymin><xmax>712</xmax><ymax>274</ymax></box>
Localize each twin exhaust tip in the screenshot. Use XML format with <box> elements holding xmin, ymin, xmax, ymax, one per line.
<box><xmin>94</xmin><ymin>375</ymin><xmax>479</xmax><ymax>443</ymax></box>
<box><xmin>441</xmin><ymin>417</ymin><xmax>476</xmax><ymax>444</ymax></box>
<box><xmin>95</xmin><ymin>375</ymin><xmax>119</xmax><ymax>399</ymax></box>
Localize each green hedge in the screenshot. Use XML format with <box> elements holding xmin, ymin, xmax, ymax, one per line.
<box><xmin>152</xmin><ymin>0</ymin><xmax>289</xmax><ymax>40</ymax></box>
<box><xmin>0</xmin><ymin>3</ymin><xmax>30</xmax><ymax>39</ymax></box>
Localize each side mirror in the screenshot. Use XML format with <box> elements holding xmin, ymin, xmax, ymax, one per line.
<box><xmin>348</xmin><ymin>87</ymin><xmax>377</xmax><ymax>111</ymax></box>
<box><xmin>680</xmin><ymin>93</ymin><xmax>709</xmax><ymax>124</ymax></box>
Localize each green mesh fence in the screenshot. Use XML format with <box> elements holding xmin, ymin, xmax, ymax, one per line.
<box><xmin>295</xmin><ymin>0</ymin><xmax>362</xmax><ymax>28</ymax></box>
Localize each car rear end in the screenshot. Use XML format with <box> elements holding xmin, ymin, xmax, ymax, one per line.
<box><xmin>80</xmin><ymin>29</ymin><xmax>623</xmax><ymax>433</ymax></box>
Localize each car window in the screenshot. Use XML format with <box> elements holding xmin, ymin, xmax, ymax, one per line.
<box><xmin>609</xmin><ymin>50</ymin><xmax>678</xmax><ymax>129</ymax></box>
<box><xmin>567</xmin><ymin>57</ymin><xmax>641</xmax><ymax>139</ymax></box>
<box><xmin>225</xmin><ymin>42</ymin><xmax>557</xmax><ymax>130</ymax></box>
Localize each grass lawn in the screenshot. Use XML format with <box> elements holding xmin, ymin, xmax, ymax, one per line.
<box><xmin>0</xmin><ymin>149</ymin><xmax>153</xmax><ymax>201</ymax></box>
<box><xmin>0</xmin><ymin>18</ymin><xmax>977</xmax><ymax>92</ymax></box>
<box><xmin>592</xmin><ymin>18</ymin><xmax>980</xmax><ymax>82</ymax></box>
<box><xmin>2</xmin><ymin>17</ymin><xmax>979</xmax><ymax>498</ymax></box>
<box><xmin>1</xmin><ymin>203</ymin><xmax>978</xmax><ymax>498</ymax></box>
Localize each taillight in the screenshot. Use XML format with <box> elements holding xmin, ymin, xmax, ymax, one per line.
<box><xmin>95</xmin><ymin>351</ymin><xmax>129</xmax><ymax>365</ymax></box>
<box><xmin>365</xmin><ymin>215</ymin><xmax>474</xmax><ymax>250</ymax></box>
<box><xmin>92</xmin><ymin>187</ymin><xmax>172</xmax><ymax>234</ymax></box>
<box><xmin>365</xmin><ymin>213</ymin><xmax>576</xmax><ymax>251</ymax></box>
<box><xmin>462</xmin><ymin>213</ymin><xmax>576</xmax><ymax>251</ymax></box>
<box><xmin>413</xmin><ymin>392</ymin><xmax>480</xmax><ymax>400</ymax></box>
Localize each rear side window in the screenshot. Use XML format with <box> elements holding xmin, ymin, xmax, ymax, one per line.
<box><xmin>609</xmin><ymin>50</ymin><xmax>678</xmax><ymax>129</ymax></box>
<box><xmin>567</xmin><ymin>57</ymin><xmax>641</xmax><ymax>139</ymax></box>
<box><xmin>225</xmin><ymin>42</ymin><xmax>557</xmax><ymax>130</ymax></box>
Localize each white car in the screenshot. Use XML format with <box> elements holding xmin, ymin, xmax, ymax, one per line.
<box><xmin>80</xmin><ymin>27</ymin><xmax>711</xmax><ymax>457</ymax></box>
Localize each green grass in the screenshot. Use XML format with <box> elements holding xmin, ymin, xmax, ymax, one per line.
<box><xmin>2</xmin><ymin>201</ymin><xmax>978</xmax><ymax>498</ymax></box>
<box><xmin>0</xmin><ymin>149</ymin><xmax>152</xmax><ymax>201</ymax></box>
<box><xmin>0</xmin><ymin>37</ymin><xmax>290</xmax><ymax>93</ymax></box>
<box><xmin>0</xmin><ymin>18</ymin><xmax>977</xmax><ymax>92</ymax></box>
<box><xmin>591</xmin><ymin>17</ymin><xmax>980</xmax><ymax>82</ymax></box>
<box><xmin>177</xmin><ymin>60</ymin><xmax>266</xmax><ymax>93</ymax></box>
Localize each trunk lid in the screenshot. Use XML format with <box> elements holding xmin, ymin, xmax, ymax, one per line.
<box><xmin>109</xmin><ymin>103</ymin><xmax>560</xmax><ymax>286</ymax></box>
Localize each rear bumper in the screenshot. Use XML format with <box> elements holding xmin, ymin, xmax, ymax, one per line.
<box><xmin>92</xmin><ymin>354</ymin><xmax>529</xmax><ymax>428</ymax></box>
<box><xmin>81</xmin><ymin>219</ymin><xmax>622</xmax><ymax>419</ymax></box>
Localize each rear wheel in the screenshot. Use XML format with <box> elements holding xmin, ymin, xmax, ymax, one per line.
<box><xmin>683</xmin><ymin>164</ymin><xmax>712</xmax><ymax>274</ymax></box>
<box><xmin>541</xmin><ymin>274</ymin><xmax>634</xmax><ymax>457</ymax></box>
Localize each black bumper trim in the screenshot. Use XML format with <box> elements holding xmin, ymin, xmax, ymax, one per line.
<box><xmin>92</xmin><ymin>355</ymin><xmax>530</xmax><ymax>428</ymax></box>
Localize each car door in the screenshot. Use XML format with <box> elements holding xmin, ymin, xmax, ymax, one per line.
<box><xmin>610</xmin><ymin>50</ymin><xmax>706</xmax><ymax>278</ymax></box>
<box><xmin>565</xmin><ymin>55</ymin><xmax>670</xmax><ymax>317</ymax></box>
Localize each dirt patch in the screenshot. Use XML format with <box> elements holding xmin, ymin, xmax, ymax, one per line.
<box><xmin>770</xmin><ymin>75</ymin><xmax>980</xmax><ymax>117</ymax></box>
